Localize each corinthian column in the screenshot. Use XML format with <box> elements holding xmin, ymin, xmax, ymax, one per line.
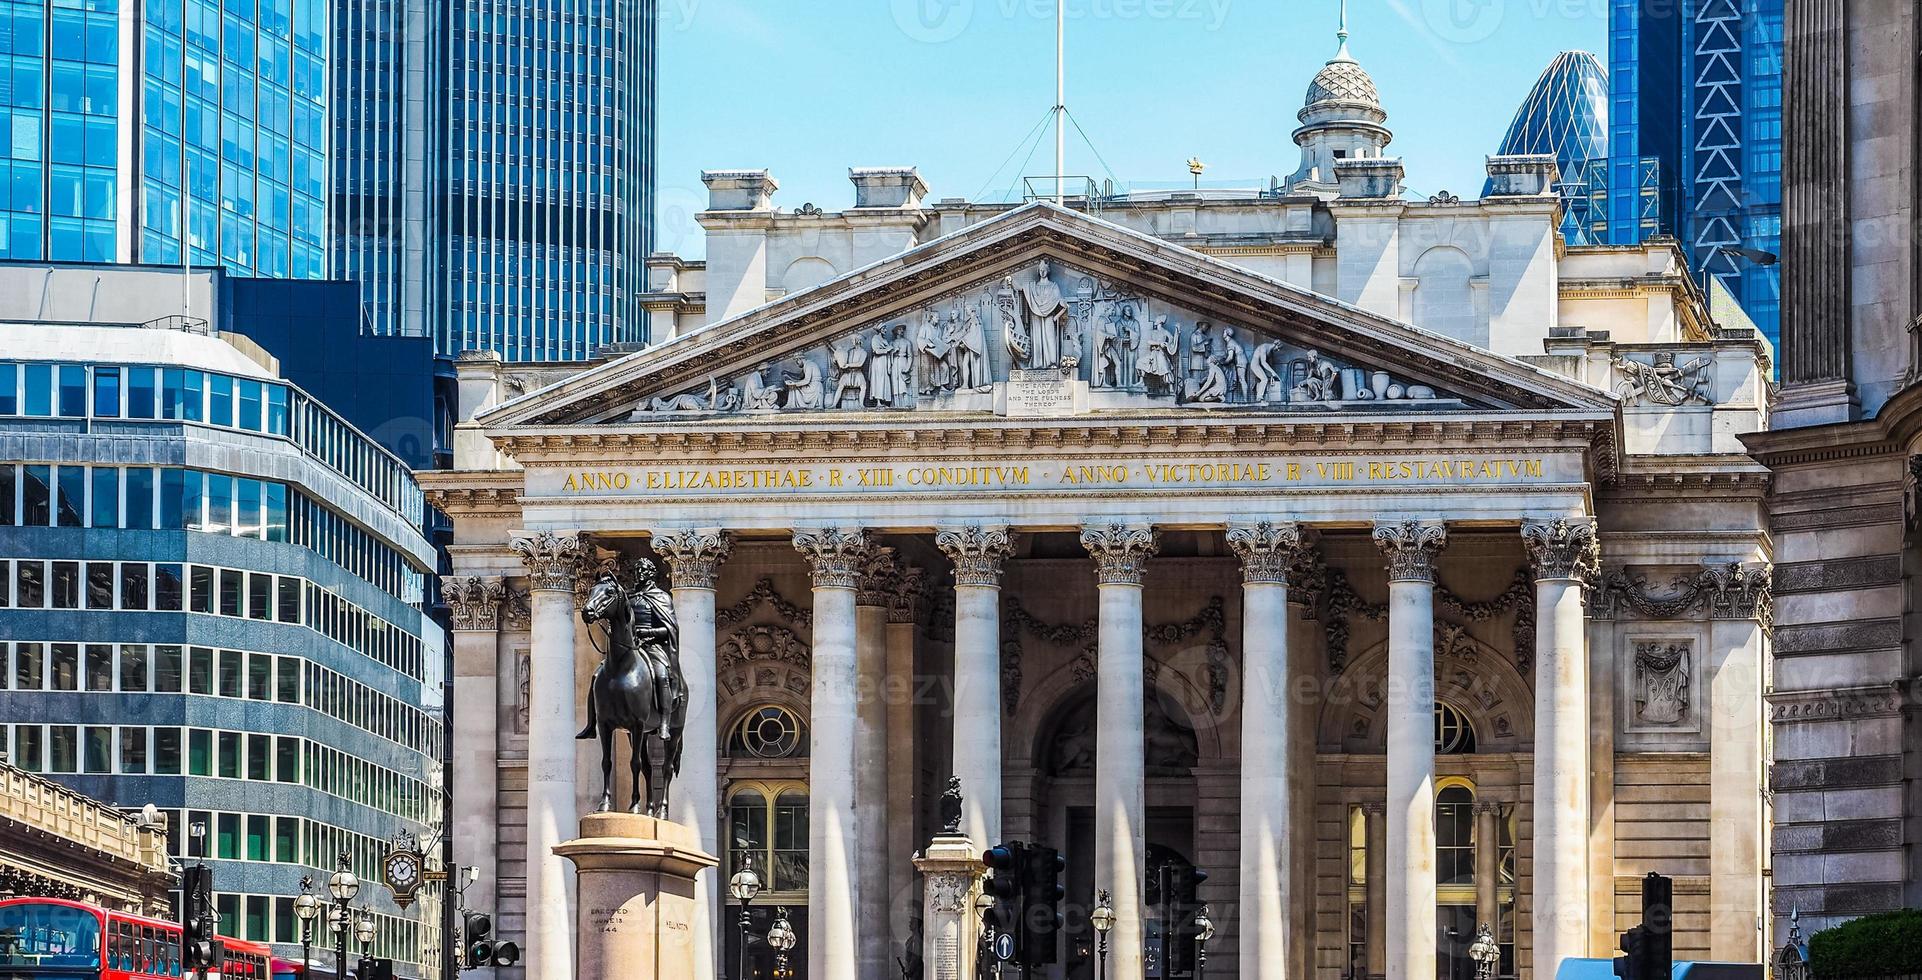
<box><xmin>648</xmin><ymin>527</ymin><xmax>730</xmax><ymax>977</ymax></box>
<box><xmin>886</xmin><ymin>565</ymin><xmax>927</xmax><ymax>969</ymax></box>
<box><xmin>444</xmin><ymin>575</ymin><xmax>505</xmax><ymax>979</ymax></box>
<box><xmin>935</xmin><ymin>524</ymin><xmax>1015</xmax><ymax>847</ymax></box>
<box><xmin>855</xmin><ymin>548</ymin><xmax>897</xmax><ymax>980</ymax></box>
<box><xmin>1226</xmin><ymin>520</ymin><xmax>1308</xmax><ymax>980</ymax></box>
<box><xmin>1372</xmin><ymin>519</ymin><xmax>1446</xmax><ymax>980</ymax></box>
<box><xmin>1080</xmin><ymin>522</ymin><xmax>1158</xmax><ymax>980</ymax></box>
<box><xmin>1521</xmin><ymin>518</ymin><xmax>1598</xmax><ymax>977</ymax></box>
<box><xmin>509</xmin><ymin>530</ymin><xmax>584</xmax><ymax>980</ymax></box>
<box><xmin>793</xmin><ymin>526</ymin><xmax>871</xmax><ymax>980</ymax></box>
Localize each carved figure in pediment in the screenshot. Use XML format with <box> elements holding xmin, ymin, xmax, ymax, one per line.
<box><xmin>782</xmin><ymin>356</ymin><xmax>824</xmax><ymax>409</ymax></box>
<box><xmin>949</xmin><ymin>303</ymin><xmax>991</xmax><ymax>391</ymax></box>
<box><xmin>639</xmin><ymin>376</ymin><xmax>738</xmax><ymax>416</ymax></box>
<box><xmin>866</xmin><ymin>327</ymin><xmax>898</xmax><ymax>406</ymax></box>
<box><xmin>1189</xmin><ymin>346</ymin><xmax>1233</xmax><ymax>404</ymax></box>
<box><xmin>830</xmin><ymin>338</ymin><xmax>868</xmax><ymax>408</ymax></box>
<box><xmin>1292</xmin><ymin>349</ymin><xmax>1342</xmax><ymax>402</ymax></box>
<box><xmin>1251</xmin><ymin>340</ymin><xmax>1283</xmax><ymax>402</ymax></box>
<box><xmin>1185</xmin><ymin>321</ymin><xmax>1214</xmax><ymax>388</ymax></box>
<box><xmin>1013</xmin><ymin>260</ymin><xmax>1070</xmax><ymax>369</ymax></box>
<box><xmin>1139</xmin><ymin>314</ymin><xmax>1177</xmax><ymax>396</ymax></box>
<box><xmin>1094</xmin><ymin>303</ymin><xmax>1140</xmax><ymax>389</ymax></box>
<box><xmin>916</xmin><ymin>308</ymin><xmax>954</xmax><ymax>394</ymax></box>
<box><xmin>1633</xmin><ymin>641</ymin><xmax>1690</xmax><ymax>726</ymax></box>
<box><xmin>1218</xmin><ymin>326</ymin><xmax>1249</xmax><ymax>401</ymax></box>
<box><xmin>889</xmin><ymin>324</ymin><xmax>913</xmax><ymax>403</ymax></box>
<box><xmin>741</xmin><ymin>367</ymin><xmax>781</xmax><ymax>411</ymax></box>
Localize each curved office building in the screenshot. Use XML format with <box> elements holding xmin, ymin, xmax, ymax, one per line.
<box><xmin>1486</xmin><ymin>50</ymin><xmax>1610</xmax><ymax>243</ymax></box>
<box><xmin>0</xmin><ymin>318</ymin><xmax>443</xmax><ymax>976</ymax></box>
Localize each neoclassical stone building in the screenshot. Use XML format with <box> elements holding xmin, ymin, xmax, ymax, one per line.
<box><xmin>425</xmin><ymin>29</ymin><xmax>1775</xmax><ymax>980</ymax></box>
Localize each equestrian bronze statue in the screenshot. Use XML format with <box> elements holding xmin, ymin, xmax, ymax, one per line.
<box><xmin>577</xmin><ymin>559</ymin><xmax>688</xmax><ymax>816</ymax></box>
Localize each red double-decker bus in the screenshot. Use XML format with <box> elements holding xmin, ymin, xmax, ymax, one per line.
<box><xmin>0</xmin><ymin>897</ymin><xmax>280</xmax><ymax>980</ymax></box>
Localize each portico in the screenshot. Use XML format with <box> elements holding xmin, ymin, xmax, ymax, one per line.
<box><xmin>426</xmin><ymin>203</ymin><xmax>1772</xmax><ymax>980</ymax></box>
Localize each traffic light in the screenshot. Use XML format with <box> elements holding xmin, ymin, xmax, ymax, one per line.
<box><xmin>180</xmin><ymin>865</ymin><xmax>218</xmax><ymax>973</ymax></box>
<box><xmin>981</xmin><ymin>842</ymin><xmax>1026</xmax><ymax>960</ymax></box>
<box><xmin>462</xmin><ymin>912</ymin><xmax>494</xmax><ymax>970</ymax></box>
<box><xmin>490</xmin><ymin>941</ymin><xmax>521</xmax><ymax>968</ymax></box>
<box><xmin>1020</xmin><ymin>844</ymin><xmax>1066</xmax><ymax>967</ymax></box>
<box><xmin>1614</xmin><ymin>873</ymin><xmax>1673</xmax><ymax>980</ymax></box>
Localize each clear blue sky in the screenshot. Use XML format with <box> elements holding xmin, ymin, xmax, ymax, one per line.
<box><xmin>654</xmin><ymin>0</ymin><xmax>1607</xmax><ymax>257</ymax></box>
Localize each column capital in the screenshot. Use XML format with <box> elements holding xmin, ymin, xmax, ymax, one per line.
<box><xmin>936</xmin><ymin>524</ymin><xmax>1015</xmax><ymax>588</ymax></box>
<box><xmin>1521</xmin><ymin>518</ymin><xmax>1601</xmax><ymax>583</ymax></box>
<box><xmin>1080</xmin><ymin>522</ymin><xmax>1159</xmax><ymax>586</ymax></box>
<box><xmin>856</xmin><ymin>547</ymin><xmax>901</xmax><ymax>607</ymax></box>
<box><xmin>1360</xmin><ymin>801</ymin><xmax>1386</xmax><ymax>817</ymax></box>
<box><xmin>1226</xmin><ymin>520</ymin><xmax>1312</xmax><ymax>585</ymax></box>
<box><xmin>1472</xmin><ymin>800</ymin><xmax>1503</xmax><ymax>816</ymax></box>
<box><xmin>650</xmin><ymin>527</ymin><xmax>733</xmax><ymax>590</ymax></box>
<box><xmin>441</xmin><ymin>575</ymin><xmax>506</xmax><ymax>631</ymax></box>
<box><xmin>889</xmin><ymin>565</ymin><xmax>927</xmax><ymax>624</ymax></box>
<box><xmin>793</xmin><ymin>526</ymin><xmax>872</xmax><ymax>590</ymax></box>
<box><xmin>1372</xmin><ymin>519</ymin><xmax>1447</xmax><ymax>582</ymax></box>
<box><xmin>510</xmin><ymin>530</ymin><xmax>586</xmax><ymax>592</ymax></box>
<box><xmin>1699</xmin><ymin>561</ymin><xmax>1773</xmax><ymax>626</ymax></box>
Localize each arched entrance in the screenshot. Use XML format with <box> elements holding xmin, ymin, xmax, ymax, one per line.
<box><xmin>1324</xmin><ymin>628</ymin><xmax>1533</xmax><ymax>980</ymax></box>
<box><xmin>1027</xmin><ymin>681</ymin><xmax>1204</xmax><ymax>980</ymax></box>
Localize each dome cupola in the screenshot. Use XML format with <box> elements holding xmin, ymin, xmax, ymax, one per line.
<box><xmin>1287</xmin><ymin>1</ymin><xmax>1394</xmax><ymax>193</ymax></box>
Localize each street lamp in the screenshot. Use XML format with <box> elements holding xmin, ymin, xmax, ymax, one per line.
<box><xmin>293</xmin><ymin>877</ymin><xmax>319</xmax><ymax>975</ymax></box>
<box><xmin>1192</xmin><ymin>905</ymin><xmax>1215</xmax><ymax>980</ymax></box>
<box><xmin>327</xmin><ymin>853</ymin><xmax>360</xmax><ymax>980</ymax></box>
<box><xmin>728</xmin><ymin>862</ymin><xmax>762</xmax><ymax>980</ymax></box>
<box><xmin>1091</xmin><ymin>889</ymin><xmax>1115</xmax><ymax>980</ymax></box>
<box><xmin>767</xmin><ymin>908</ymin><xmax>795</xmax><ymax>979</ymax></box>
<box><xmin>1469</xmin><ymin>923</ymin><xmax>1501</xmax><ymax>980</ymax></box>
<box><xmin>355</xmin><ymin>913</ymin><xmax>377</xmax><ymax>957</ymax></box>
<box><xmin>974</xmin><ymin>892</ymin><xmax>996</xmax><ymax>979</ymax></box>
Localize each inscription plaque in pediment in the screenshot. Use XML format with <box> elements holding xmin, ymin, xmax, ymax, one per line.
<box><xmin>625</xmin><ymin>258</ymin><xmax>1463</xmax><ymax>420</ymax></box>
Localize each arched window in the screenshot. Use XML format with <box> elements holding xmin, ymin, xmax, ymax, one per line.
<box><xmin>1434</xmin><ymin>701</ymin><xmax>1477</xmax><ymax>754</ymax></box>
<box><xmin>727</xmin><ymin>781</ymin><xmax>810</xmax><ymax>895</ymax></box>
<box><xmin>1436</xmin><ymin>783</ymin><xmax>1476</xmax><ymax>886</ymax></box>
<box><xmin>728</xmin><ymin>705</ymin><xmax>808</xmax><ymax>759</ymax></box>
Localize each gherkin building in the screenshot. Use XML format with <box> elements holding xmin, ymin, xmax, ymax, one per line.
<box><xmin>1485</xmin><ymin>51</ymin><xmax>1610</xmax><ymax>244</ymax></box>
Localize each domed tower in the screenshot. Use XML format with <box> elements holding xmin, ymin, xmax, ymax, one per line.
<box><xmin>1287</xmin><ymin>2</ymin><xmax>1393</xmax><ymax>193</ymax></box>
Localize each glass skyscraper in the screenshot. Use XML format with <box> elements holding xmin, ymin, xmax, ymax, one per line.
<box><xmin>332</xmin><ymin>0</ymin><xmax>441</xmax><ymax>340</ymax></box>
<box><xmin>0</xmin><ymin>0</ymin><xmax>330</xmax><ymax>276</ymax></box>
<box><xmin>1489</xmin><ymin>50</ymin><xmax>1610</xmax><ymax>244</ymax></box>
<box><xmin>441</xmin><ymin>0</ymin><xmax>658</xmax><ymax>361</ymax></box>
<box><xmin>1606</xmin><ymin>0</ymin><xmax>1783</xmax><ymax>347</ymax></box>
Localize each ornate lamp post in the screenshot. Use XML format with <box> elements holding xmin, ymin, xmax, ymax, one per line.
<box><xmin>327</xmin><ymin>853</ymin><xmax>360</xmax><ymax>980</ymax></box>
<box><xmin>354</xmin><ymin>913</ymin><xmax>377</xmax><ymax>977</ymax></box>
<box><xmin>1192</xmin><ymin>904</ymin><xmax>1215</xmax><ymax>980</ymax></box>
<box><xmin>1468</xmin><ymin>923</ymin><xmax>1501</xmax><ymax>980</ymax></box>
<box><xmin>767</xmin><ymin>908</ymin><xmax>796</xmax><ymax>979</ymax></box>
<box><xmin>293</xmin><ymin>877</ymin><xmax>319</xmax><ymax>975</ymax></box>
<box><xmin>1091</xmin><ymin>890</ymin><xmax>1115</xmax><ymax>980</ymax></box>
<box><xmin>728</xmin><ymin>862</ymin><xmax>762</xmax><ymax>980</ymax></box>
<box><xmin>974</xmin><ymin>892</ymin><xmax>997</xmax><ymax>979</ymax></box>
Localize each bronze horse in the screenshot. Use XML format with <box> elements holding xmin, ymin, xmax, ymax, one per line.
<box><xmin>577</xmin><ymin>567</ymin><xmax>687</xmax><ymax>815</ymax></box>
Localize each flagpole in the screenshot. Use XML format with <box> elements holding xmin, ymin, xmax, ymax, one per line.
<box><xmin>1055</xmin><ymin>0</ymin><xmax>1065</xmax><ymax>204</ymax></box>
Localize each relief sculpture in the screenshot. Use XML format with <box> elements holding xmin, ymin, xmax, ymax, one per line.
<box><xmin>1633</xmin><ymin>640</ymin><xmax>1691</xmax><ymax>726</ymax></box>
<box><xmin>626</xmin><ymin>257</ymin><xmax>1458</xmax><ymax>416</ymax></box>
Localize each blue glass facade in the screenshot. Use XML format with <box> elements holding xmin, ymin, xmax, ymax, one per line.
<box><xmin>1607</xmin><ymin>0</ymin><xmax>1782</xmax><ymax>347</ymax></box>
<box><xmin>1489</xmin><ymin>51</ymin><xmax>1610</xmax><ymax>244</ymax></box>
<box><xmin>442</xmin><ymin>0</ymin><xmax>657</xmax><ymax>360</ymax></box>
<box><xmin>0</xmin><ymin>0</ymin><xmax>328</xmax><ymax>277</ymax></box>
<box><xmin>0</xmin><ymin>322</ymin><xmax>442</xmax><ymax>975</ymax></box>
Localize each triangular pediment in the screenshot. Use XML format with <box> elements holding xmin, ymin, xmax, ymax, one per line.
<box><xmin>481</xmin><ymin>203</ymin><xmax>1614</xmax><ymax>428</ymax></box>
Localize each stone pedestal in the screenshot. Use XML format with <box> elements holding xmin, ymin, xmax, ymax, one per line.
<box><xmin>554</xmin><ymin>813</ymin><xmax>719</xmax><ymax>980</ymax></box>
<box><xmin>915</xmin><ymin>834</ymin><xmax>985</xmax><ymax>980</ymax></box>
